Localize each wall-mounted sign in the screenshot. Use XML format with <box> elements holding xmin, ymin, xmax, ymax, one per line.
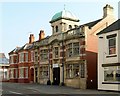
<box><xmin>53</xmin><ymin>64</ymin><xmax>59</xmax><ymax>68</ymax></box>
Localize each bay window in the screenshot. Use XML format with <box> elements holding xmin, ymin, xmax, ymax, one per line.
<box><xmin>40</xmin><ymin>49</ymin><xmax>48</xmax><ymax>61</ymax></box>
<box><xmin>19</xmin><ymin>68</ymin><xmax>24</xmax><ymax>78</ymax></box>
<box><xmin>25</xmin><ymin>53</ymin><xmax>28</xmax><ymax>62</ymax></box>
<box><xmin>67</xmin><ymin>42</ymin><xmax>80</xmax><ymax>57</ymax></box>
<box><xmin>25</xmin><ymin>68</ymin><xmax>28</xmax><ymax>78</ymax></box>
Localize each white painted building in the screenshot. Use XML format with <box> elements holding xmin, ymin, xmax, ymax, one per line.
<box><xmin>97</xmin><ymin>19</ymin><xmax>120</xmax><ymax>91</ymax></box>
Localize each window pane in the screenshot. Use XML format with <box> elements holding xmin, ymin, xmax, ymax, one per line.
<box><xmin>81</xmin><ymin>64</ymin><xmax>85</xmax><ymax>78</ymax></box>
<box><xmin>73</xmin><ymin>42</ymin><xmax>79</xmax><ymax>56</ymax></box>
<box><xmin>108</xmin><ymin>38</ymin><xmax>116</xmax><ymax>55</ymax></box>
<box><xmin>73</xmin><ymin>64</ymin><xmax>79</xmax><ymax>77</ymax></box>
<box><xmin>40</xmin><ymin>49</ymin><xmax>48</xmax><ymax>61</ymax></box>
<box><xmin>109</xmin><ymin>38</ymin><xmax>116</xmax><ymax>46</ymax></box>
<box><xmin>104</xmin><ymin>66</ymin><xmax>120</xmax><ymax>82</ymax></box>
<box><xmin>40</xmin><ymin>66</ymin><xmax>48</xmax><ymax>78</ymax></box>
<box><xmin>54</xmin><ymin>47</ymin><xmax>59</xmax><ymax>58</ymax></box>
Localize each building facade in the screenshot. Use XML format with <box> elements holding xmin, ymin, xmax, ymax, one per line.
<box><xmin>33</xmin><ymin>4</ymin><xmax>116</xmax><ymax>89</ymax></box>
<box><xmin>9</xmin><ymin>34</ymin><xmax>34</xmax><ymax>83</ymax></box>
<box><xmin>0</xmin><ymin>53</ymin><xmax>9</xmax><ymax>82</ymax></box>
<box><xmin>97</xmin><ymin>19</ymin><xmax>120</xmax><ymax>91</ymax></box>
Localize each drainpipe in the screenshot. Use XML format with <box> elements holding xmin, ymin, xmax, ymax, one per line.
<box><xmin>61</xmin><ymin>33</ymin><xmax>65</xmax><ymax>86</ymax></box>
<box><xmin>47</xmin><ymin>46</ymin><xmax>51</xmax><ymax>85</ymax></box>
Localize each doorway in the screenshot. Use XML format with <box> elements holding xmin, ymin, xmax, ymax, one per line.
<box><xmin>53</xmin><ymin>67</ymin><xmax>60</xmax><ymax>85</ymax></box>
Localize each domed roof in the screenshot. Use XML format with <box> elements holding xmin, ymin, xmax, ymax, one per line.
<box><xmin>50</xmin><ymin>10</ymin><xmax>79</xmax><ymax>23</ymax></box>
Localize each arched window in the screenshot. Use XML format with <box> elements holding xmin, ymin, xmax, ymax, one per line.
<box><xmin>69</xmin><ymin>25</ymin><xmax>72</xmax><ymax>29</ymax></box>
<box><xmin>56</xmin><ymin>26</ymin><xmax>58</xmax><ymax>32</ymax></box>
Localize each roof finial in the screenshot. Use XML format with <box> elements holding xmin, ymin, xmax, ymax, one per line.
<box><xmin>64</xmin><ymin>4</ymin><xmax>66</xmax><ymax>10</ymax></box>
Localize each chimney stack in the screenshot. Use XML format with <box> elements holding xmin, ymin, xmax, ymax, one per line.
<box><xmin>29</xmin><ymin>34</ymin><xmax>34</xmax><ymax>44</ymax></box>
<box><xmin>103</xmin><ymin>4</ymin><xmax>114</xmax><ymax>18</ymax></box>
<box><xmin>39</xmin><ymin>30</ymin><xmax>45</xmax><ymax>41</ymax></box>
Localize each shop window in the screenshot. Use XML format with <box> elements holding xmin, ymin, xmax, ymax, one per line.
<box><xmin>66</xmin><ymin>64</ymin><xmax>79</xmax><ymax>78</ymax></box>
<box><xmin>104</xmin><ymin>66</ymin><xmax>120</xmax><ymax>82</ymax></box>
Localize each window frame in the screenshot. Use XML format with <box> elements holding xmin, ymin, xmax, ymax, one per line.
<box><xmin>108</xmin><ymin>37</ymin><xmax>116</xmax><ymax>55</ymax></box>
<box><xmin>67</xmin><ymin>42</ymin><xmax>80</xmax><ymax>57</ymax></box>
<box><xmin>66</xmin><ymin>64</ymin><xmax>80</xmax><ymax>79</ymax></box>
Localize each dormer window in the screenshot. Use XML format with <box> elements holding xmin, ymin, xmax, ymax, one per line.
<box><xmin>56</xmin><ymin>26</ymin><xmax>58</xmax><ymax>32</ymax></box>
<box><xmin>69</xmin><ymin>25</ymin><xmax>72</xmax><ymax>30</ymax></box>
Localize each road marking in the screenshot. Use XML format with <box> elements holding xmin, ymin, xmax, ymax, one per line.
<box><xmin>9</xmin><ymin>91</ymin><xmax>22</xmax><ymax>94</ymax></box>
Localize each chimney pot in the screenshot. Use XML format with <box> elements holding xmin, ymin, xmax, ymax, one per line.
<box><xmin>103</xmin><ymin>4</ymin><xmax>114</xmax><ymax>18</ymax></box>
<box><xmin>39</xmin><ymin>30</ymin><xmax>45</xmax><ymax>41</ymax></box>
<box><xmin>29</xmin><ymin>34</ymin><xmax>34</xmax><ymax>44</ymax></box>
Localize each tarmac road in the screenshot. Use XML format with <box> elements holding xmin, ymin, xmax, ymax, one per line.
<box><xmin>1</xmin><ymin>82</ymin><xmax>119</xmax><ymax>96</ymax></box>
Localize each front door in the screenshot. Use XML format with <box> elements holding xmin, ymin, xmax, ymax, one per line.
<box><xmin>53</xmin><ymin>67</ymin><xmax>60</xmax><ymax>85</ymax></box>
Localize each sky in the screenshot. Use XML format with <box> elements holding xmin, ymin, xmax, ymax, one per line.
<box><xmin>0</xmin><ymin>0</ymin><xmax>119</xmax><ymax>58</ymax></box>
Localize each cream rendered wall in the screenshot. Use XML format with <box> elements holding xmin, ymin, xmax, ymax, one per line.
<box><xmin>50</xmin><ymin>19</ymin><xmax>79</xmax><ymax>35</ymax></box>
<box><xmin>103</xmin><ymin>31</ymin><xmax>118</xmax><ymax>64</ymax></box>
<box><xmin>98</xmin><ymin>30</ymin><xmax>119</xmax><ymax>91</ymax></box>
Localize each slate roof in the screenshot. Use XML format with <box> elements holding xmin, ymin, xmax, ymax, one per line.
<box><xmin>83</xmin><ymin>19</ymin><xmax>102</xmax><ymax>28</ymax></box>
<box><xmin>0</xmin><ymin>53</ymin><xmax>9</xmax><ymax>64</ymax></box>
<box><xmin>97</xmin><ymin>19</ymin><xmax>120</xmax><ymax>35</ymax></box>
<box><xmin>66</xmin><ymin>19</ymin><xmax>102</xmax><ymax>32</ymax></box>
<box><xmin>19</xmin><ymin>43</ymin><xmax>34</xmax><ymax>51</ymax></box>
<box><xmin>9</xmin><ymin>47</ymin><xmax>21</xmax><ymax>54</ymax></box>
